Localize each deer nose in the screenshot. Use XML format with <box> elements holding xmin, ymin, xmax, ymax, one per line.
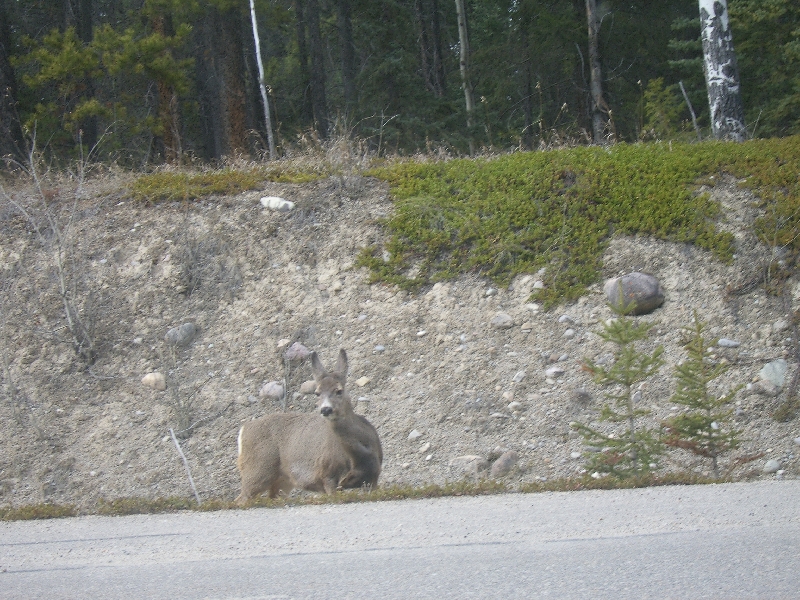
<box><xmin>320</xmin><ymin>406</ymin><xmax>333</xmax><ymax>417</ymax></box>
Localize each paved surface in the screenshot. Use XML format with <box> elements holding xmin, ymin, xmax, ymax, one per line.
<box><xmin>2</xmin><ymin>480</ymin><xmax>799</xmax><ymax>599</ymax></box>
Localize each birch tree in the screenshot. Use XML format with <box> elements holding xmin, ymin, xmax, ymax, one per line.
<box><xmin>455</xmin><ymin>0</ymin><xmax>475</xmax><ymax>155</ymax></box>
<box><xmin>249</xmin><ymin>0</ymin><xmax>276</xmax><ymax>160</ymax></box>
<box><xmin>699</xmin><ymin>0</ymin><xmax>746</xmax><ymax>141</ymax></box>
<box><xmin>585</xmin><ymin>0</ymin><xmax>609</xmax><ymax>143</ymax></box>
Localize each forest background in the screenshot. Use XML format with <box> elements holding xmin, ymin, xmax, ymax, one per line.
<box><xmin>0</xmin><ymin>0</ymin><xmax>799</xmax><ymax>166</ymax></box>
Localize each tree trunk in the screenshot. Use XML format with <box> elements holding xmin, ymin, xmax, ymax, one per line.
<box><xmin>64</xmin><ymin>0</ymin><xmax>97</xmax><ymax>153</ymax></box>
<box><xmin>306</xmin><ymin>0</ymin><xmax>328</xmax><ymax>139</ymax></box>
<box><xmin>454</xmin><ymin>0</ymin><xmax>475</xmax><ymax>155</ymax></box>
<box><xmin>430</xmin><ymin>0</ymin><xmax>446</xmax><ymax>97</ymax></box>
<box><xmin>293</xmin><ymin>0</ymin><xmax>314</xmax><ymax>125</ymax></box>
<box><xmin>0</xmin><ymin>0</ymin><xmax>24</xmax><ymax>162</ymax></box>
<box><xmin>194</xmin><ymin>6</ymin><xmax>251</xmax><ymax>159</ymax></box>
<box><xmin>699</xmin><ymin>0</ymin><xmax>746</xmax><ymax>141</ymax></box>
<box><xmin>585</xmin><ymin>0</ymin><xmax>608</xmax><ymax>143</ymax></box>
<box><xmin>414</xmin><ymin>0</ymin><xmax>434</xmax><ymax>94</ymax></box>
<box><xmin>152</xmin><ymin>13</ymin><xmax>182</xmax><ymax>163</ymax></box>
<box><xmin>249</xmin><ymin>0</ymin><xmax>277</xmax><ymax>159</ymax></box>
<box><xmin>336</xmin><ymin>0</ymin><xmax>357</xmax><ymax>115</ymax></box>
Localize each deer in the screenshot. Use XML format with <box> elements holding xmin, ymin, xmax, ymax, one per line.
<box><xmin>235</xmin><ymin>349</ymin><xmax>382</xmax><ymax>505</ymax></box>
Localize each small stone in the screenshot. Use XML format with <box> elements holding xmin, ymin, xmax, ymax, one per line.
<box><xmin>772</xmin><ymin>319</ymin><xmax>790</xmax><ymax>334</ymax></box>
<box><xmin>490</xmin><ymin>313</ymin><xmax>515</xmax><ymax>329</ymax></box>
<box><xmin>760</xmin><ymin>359</ymin><xmax>788</xmax><ymax>388</ymax></box>
<box><xmin>747</xmin><ymin>380</ymin><xmax>780</xmax><ymax>397</ymax></box>
<box><xmin>604</xmin><ymin>272</ymin><xmax>665</xmax><ymax>315</ymax></box>
<box><xmin>416</xmin><ymin>330</ymin><xmax>427</xmax><ymax>337</ymax></box>
<box><xmin>570</xmin><ymin>452</ymin><xmax>582</xmax><ymax>459</ymax></box>
<box><xmin>373</xmin><ymin>345</ymin><xmax>386</xmax><ymax>353</ymax></box>
<box><xmin>717</xmin><ymin>338</ymin><xmax>740</xmax><ymax>348</ymax></box>
<box><xmin>485</xmin><ymin>288</ymin><xmax>497</xmax><ymax>297</ymax></box>
<box><xmin>558</xmin><ymin>315</ymin><xmax>574</xmax><ymax>324</ymax></box>
<box><xmin>164</xmin><ymin>322</ymin><xmax>197</xmax><ymax>346</ymax></box>
<box><xmin>572</xmin><ymin>388</ymin><xmax>591</xmax><ymax>402</ymax></box>
<box><xmin>284</xmin><ymin>342</ymin><xmax>312</xmax><ymax>361</ymax></box>
<box><xmin>260</xmin><ymin>196</ymin><xmax>295</xmax><ymax>212</ymax></box>
<box><xmin>520</xmin><ymin>322</ymin><xmax>533</xmax><ymax>332</ymax></box>
<box><xmin>545</xmin><ymin>366</ymin><xmax>565</xmax><ymax>378</ymax></box>
<box><xmin>141</xmin><ymin>372</ymin><xmax>166</xmax><ymax>391</ymax></box>
<box><xmin>355</xmin><ymin>376</ymin><xmax>370</xmax><ymax>387</ymax></box>
<box><xmin>408</xmin><ymin>429</ymin><xmax>423</xmax><ymax>441</ymax></box>
<box><xmin>763</xmin><ymin>459</ymin><xmax>781</xmax><ymax>474</ymax></box>
<box><xmin>794</xmin><ymin>437</ymin><xmax>800</xmax><ymax>446</ymax></box>
<box><xmin>419</xmin><ymin>442</ymin><xmax>431</xmax><ymax>453</ymax></box>
<box><xmin>512</xmin><ymin>370</ymin><xmax>526</xmax><ymax>383</ymax></box>
<box><xmin>490</xmin><ymin>450</ymin><xmax>519</xmax><ymax>478</ymax></box>
<box><xmin>563</xmin><ymin>328</ymin><xmax>576</xmax><ymax>339</ymax></box>
<box><xmin>449</xmin><ymin>455</ymin><xmax>489</xmax><ymax>475</ymax></box>
<box><xmin>508</xmin><ymin>401</ymin><xmax>523</xmax><ymax>411</ymax></box>
<box><xmin>299</xmin><ymin>380</ymin><xmax>317</xmax><ymax>394</ymax></box>
<box><xmin>277</xmin><ymin>338</ymin><xmax>291</xmax><ymax>349</ymax></box>
<box><xmin>259</xmin><ymin>381</ymin><xmax>284</xmax><ymax>399</ymax></box>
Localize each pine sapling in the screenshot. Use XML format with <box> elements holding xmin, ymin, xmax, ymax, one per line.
<box><xmin>663</xmin><ymin>314</ymin><xmax>742</xmax><ymax>478</ymax></box>
<box><xmin>573</xmin><ymin>316</ymin><xmax>664</xmax><ymax>478</ymax></box>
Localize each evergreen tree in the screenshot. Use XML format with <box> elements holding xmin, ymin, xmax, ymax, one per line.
<box><xmin>663</xmin><ymin>314</ymin><xmax>742</xmax><ymax>478</ymax></box>
<box><xmin>574</xmin><ymin>316</ymin><xmax>664</xmax><ymax>479</ymax></box>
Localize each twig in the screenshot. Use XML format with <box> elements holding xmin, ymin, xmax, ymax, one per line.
<box><xmin>678</xmin><ymin>81</ymin><xmax>701</xmax><ymax>141</ymax></box>
<box><xmin>170</xmin><ymin>427</ymin><xmax>202</xmax><ymax>505</ymax></box>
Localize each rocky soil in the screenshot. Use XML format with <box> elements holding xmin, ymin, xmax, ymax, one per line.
<box><xmin>0</xmin><ymin>171</ymin><xmax>798</xmax><ymax>510</ymax></box>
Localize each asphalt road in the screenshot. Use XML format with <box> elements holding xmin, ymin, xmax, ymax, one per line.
<box><xmin>2</xmin><ymin>480</ymin><xmax>799</xmax><ymax>599</ymax></box>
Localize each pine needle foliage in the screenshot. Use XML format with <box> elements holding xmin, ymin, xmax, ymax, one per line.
<box><xmin>663</xmin><ymin>314</ymin><xmax>742</xmax><ymax>478</ymax></box>
<box><xmin>573</xmin><ymin>316</ymin><xmax>665</xmax><ymax>478</ymax></box>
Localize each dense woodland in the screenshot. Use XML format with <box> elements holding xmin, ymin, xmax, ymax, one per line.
<box><xmin>0</xmin><ymin>0</ymin><xmax>798</xmax><ymax>165</ymax></box>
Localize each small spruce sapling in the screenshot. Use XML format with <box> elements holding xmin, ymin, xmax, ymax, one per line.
<box><xmin>573</xmin><ymin>315</ymin><xmax>664</xmax><ymax>478</ymax></box>
<box><xmin>663</xmin><ymin>314</ymin><xmax>742</xmax><ymax>478</ymax></box>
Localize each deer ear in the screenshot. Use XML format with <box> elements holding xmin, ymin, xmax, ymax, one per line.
<box><xmin>310</xmin><ymin>352</ymin><xmax>324</xmax><ymax>381</ymax></box>
<box><xmin>336</xmin><ymin>349</ymin><xmax>348</xmax><ymax>379</ymax></box>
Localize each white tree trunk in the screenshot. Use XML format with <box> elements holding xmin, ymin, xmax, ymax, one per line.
<box><xmin>455</xmin><ymin>0</ymin><xmax>475</xmax><ymax>155</ymax></box>
<box><xmin>699</xmin><ymin>0</ymin><xmax>746</xmax><ymax>141</ymax></box>
<box><xmin>249</xmin><ymin>0</ymin><xmax>277</xmax><ymax>159</ymax></box>
<box><xmin>585</xmin><ymin>0</ymin><xmax>608</xmax><ymax>143</ymax></box>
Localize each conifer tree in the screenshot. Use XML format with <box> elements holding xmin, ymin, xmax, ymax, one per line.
<box><xmin>663</xmin><ymin>313</ymin><xmax>742</xmax><ymax>478</ymax></box>
<box><xmin>574</xmin><ymin>316</ymin><xmax>664</xmax><ymax>478</ymax></box>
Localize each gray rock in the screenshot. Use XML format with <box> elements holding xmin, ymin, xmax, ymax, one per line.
<box><xmin>563</xmin><ymin>328</ymin><xmax>576</xmax><ymax>339</ymax></box>
<box><xmin>373</xmin><ymin>345</ymin><xmax>386</xmax><ymax>353</ymax></box>
<box><xmin>760</xmin><ymin>359</ymin><xmax>789</xmax><ymax>388</ymax></box>
<box><xmin>141</xmin><ymin>372</ymin><xmax>166</xmax><ymax>391</ymax></box>
<box><xmin>490</xmin><ymin>450</ymin><xmax>519</xmax><ymax>478</ymax></box>
<box><xmin>491</xmin><ymin>313</ymin><xmax>515</xmax><ymax>329</ymax></box>
<box><xmin>164</xmin><ymin>322</ymin><xmax>197</xmax><ymax>346</ymax></box>
<box><xmin>794</xmin><ymin>437</ymin><xmax>800</xmax><ymax>446</ymax></box>
<box><xmin>408</xmin><ymin>429</ymin><xmax>423</xmax><ymax>441</ymax></box>
<box><xmin>717</xmin><ymin>338</ymin><xmax>741</xmax><ymax>348</ymax></box>
<box><xmin>449</xmin><ymin>455</ymin><xmax>490</xmax><ymax>476</ymax></box>
<box><xmin>284</xmin><ymin>342</ymin><xmax>312</xmax><ymax>361</ymax></box>
<box><xmin>746</xmin><ymin>380</ymin><xmax>780</xmax><ymax>397</ymax></box>
<box><xmin>512</xmin><ymin>370</ymin><xmax>526</xmax><ymax>383</ymax></box>
<box><xmin>259</xmin><ymin>381</ymin><xmax>284</xmax><ymax>399</ymax></box>
<box><xmin>545</xmin><ymin>366</ymin><xmax>565</xmax><ymax>378</ymax></box>
<box><xmin>763</xmin><ymin>459</ymin><xmax>781</xmax><ymax>474</ymax></box>
<box><xmin>603</xmin><ymin>272</ymin><xmax>665</xmax><ymax>315</ymax></box>
<box><xmin>299</xmin><ymin>380</ymin><xmax>317</xmax><ymax>394</ymax></box>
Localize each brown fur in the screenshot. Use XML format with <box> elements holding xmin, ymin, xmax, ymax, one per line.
<box><xmin>236</xmin><ymin>349</ymin><xmax>382</xmax><ymax>504</ymax></box>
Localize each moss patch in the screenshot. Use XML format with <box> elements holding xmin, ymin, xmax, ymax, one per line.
<box><xmin>363</xmin><ymin>136</ymin><xmax>800</xmax><ymax>307</ymax></box>
<box><xmin>130</xmin><ymin>166</ymin><xmax>323</xmax><ymax>203</ymax></box>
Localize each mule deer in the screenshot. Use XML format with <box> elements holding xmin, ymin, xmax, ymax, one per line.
<box><xmin>236</xmin><ymin>349</ymin><xmax>382</xmax><ymax>504</ymax></box>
